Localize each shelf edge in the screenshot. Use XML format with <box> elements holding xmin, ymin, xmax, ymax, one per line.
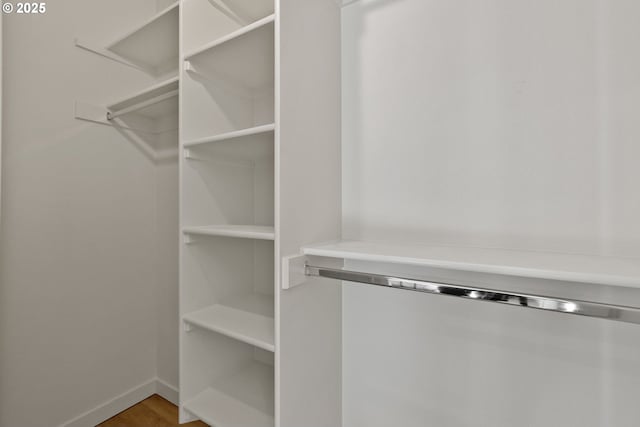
<box><xmin>183</xmin><ymin>123</ymin><xmax>275</xmax><ymax>148</ymax></box>
<box><xmin>182</xmin><ymin>226</ymin><xmax>276</xmax><ymax>241</ymax></box>
<box><xmin>184</xmin><ymin>14</ymin><xmax>275</xmax><ymax>61</ymax></box>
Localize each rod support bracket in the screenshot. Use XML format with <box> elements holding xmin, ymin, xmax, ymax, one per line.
<box><xmin>282</xmin><ymin>254</ymin><xmax>308</xmax><ymax>290</ymax></box>
<box><xmin>183</xmin><ymin>321</ymin><xmax>193</xmax><ymax>333</ymax></box>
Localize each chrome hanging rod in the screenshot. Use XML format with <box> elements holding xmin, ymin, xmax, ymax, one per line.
<box><xmin>107</xmin><ymin>90</ymin><xmax>179</xmax><ymax>121</ymax></box>
<box><xmin>305</xmin><ymin>264</ymin><xmax>640</xmax><ymax>325</ymax></box>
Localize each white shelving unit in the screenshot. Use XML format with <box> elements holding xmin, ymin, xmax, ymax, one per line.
<box><xmin>180</xmin><ymin>0</ymin><xmax>278</xmax><ymax>425</ymax></box>
<box><xmin>180</xmin><ymin>0</ymin><xmax>341</xmax><ymax>425</ymax></box>
<box><xmin>79</xmin><ymin>0</ymin><xmax>341</xmax><ymax>425</ymax></box>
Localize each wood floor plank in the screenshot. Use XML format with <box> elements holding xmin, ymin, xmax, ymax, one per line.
<box><xmin>97</xmin><ymin>394</ymin><xmax>208</xmax><ymax>427</ymax></box>
<box><xmin>139</xmin><ymin>395</ymin><xmax>178</xmax><ymax>423</ymax></box>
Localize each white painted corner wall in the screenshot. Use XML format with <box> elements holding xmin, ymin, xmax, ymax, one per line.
<box><xmin>341</xmin><ymin>1</ymin><xmax>640</xmax><ymax>426</ymax></box>
<box><xmin>0</xmin><ymin>1</ymin><xmax>178</xmax><ymax>426</ymax></box>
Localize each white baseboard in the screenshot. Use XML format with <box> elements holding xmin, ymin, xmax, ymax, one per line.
<box><xmin>60</xmin><ymin>378</ymin><xmax>179</xmax><ymax>427</ymax></box>
<box><xmin>156</xmin><ymin>377</ymin><xmax>179</xmax><ymax>405</ymax></box>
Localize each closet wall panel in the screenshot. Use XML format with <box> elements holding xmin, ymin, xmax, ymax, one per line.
<box><xmin>341</xmin><ymin>0</ymin><xmax>640</xmax><ymax>426</ymax></box>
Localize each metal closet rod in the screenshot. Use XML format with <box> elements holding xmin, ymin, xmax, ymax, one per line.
<box><xmin>106</xmin><ymin>90</ymin><xmax>179</xmax><ymax>121</ymax></box>
<box><xmin>305</xmin><ymin>264</ymin><xmax>640</xmax><ymax>325</ymax></box>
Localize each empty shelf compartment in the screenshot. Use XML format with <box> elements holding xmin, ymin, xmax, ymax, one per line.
<box><xmin>183</xmin><ymin>294</ymin><xmax>274</xmax><ymax>352</ymax></box>
<box><xmin>184</xmin><ymin>15</ymin><xmax>274</xmax><ymax>90</ymax></box>
<box><xmin>184</xmin><ymin>361</ymin><xmax>274</xmax><ymax>427</ymax></box>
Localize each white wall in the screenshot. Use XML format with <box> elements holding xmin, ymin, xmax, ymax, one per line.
<box><xmin>155</xmin><ymin>161</ymin><xmax>179</xmax><ymax>389</ymax></box>
<box><xmin>0</xmin><ymin>1</ymin><xmax>178</xmax><ymax>425</ymax></box>
<box><xmin>342</xmin><ymin>0</ymin><xmax>640</xmax><ymax>426</ymax></box>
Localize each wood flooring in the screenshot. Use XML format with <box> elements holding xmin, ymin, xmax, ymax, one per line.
<box><xmin>97</xmin><ymin>394</ymin><xmax>208</xmax><ymax>427</ymax></box>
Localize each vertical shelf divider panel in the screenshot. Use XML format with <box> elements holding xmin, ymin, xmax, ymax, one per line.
<box><xmin>179</xmin><ymin>0</ymin><xmax>276</xmax><ymax>426</ymax></box>
<box><xmin>180</xmin><ymin>0</ymin><xmax>342</xmax><ymax>425</ymax></box>
<box><xmin>276</xmin><ymin>0</ymin><xmax>343</xmax><ymax>426</ymax></box>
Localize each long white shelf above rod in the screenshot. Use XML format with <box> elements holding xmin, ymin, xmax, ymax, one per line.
<box><xmin>283</xmin><ymin>241</ymin><xmax>640</xmax><ymax>325</ymax></box>
<box><xmin>302</xmin><ymin>241</ymin><xmax>640</xmax><ymax>289</ymax></box>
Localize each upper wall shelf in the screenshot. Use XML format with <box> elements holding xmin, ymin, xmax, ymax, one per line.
<box><xmin>75</xmin><ymin>3</ymin><xmax>179</xmax><ymax>75</ymax></box>
<box><xmin>106</xmin><ymin>2</ymin><xmax>179</xmax><ymax>73</ymax></box>
<box><xmin>302</xmin><ymin>241</ymin><xmax>640</xmax><ymax>289</ymax></box>
<box><xmin>184</xmin><ymin>14</ymin><xmax>275</xmax><ymax>91</ymax></box>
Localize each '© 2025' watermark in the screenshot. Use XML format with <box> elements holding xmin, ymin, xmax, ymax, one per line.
<box><xmin>2</xmin><ymin>2</ymin><xmax>47</xmax><ymax>14</ymax></box>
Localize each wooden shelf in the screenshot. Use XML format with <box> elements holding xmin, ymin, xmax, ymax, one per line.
<box><xmin>184</xmin><ymin>15</ymin><xmax>275</xmax><ymax>90</ymax></box>
<box><xmin>107</xmin><ymin>76</ymin><xmax>179</xmax><ymax>120</ymax></box>
<box><xmin>183</xmin><ymin>225</ymin><xmax>275</xmax><ymax>241</ymax></box>
<box><xmin>107</xmin><ymin>2</ymin><xmax>179</xmax><ymax>72</ymax></box>
<box><xmin>184</xmin><ymin>361</ymin><xmax>274</xmax><ymax>427</ymax></box>
<box><xmin>303</xmin><ymin>241</ymin><xmax>640</xmax><ymax>288</ymax></box>
<box><xmin>183</xmin><ymin>293</ymin><xmax>274</xmax><ymax>352</ymax></box>
<box><xmin>183</xmin><ymin>123</ymin><xmax>275</xmax><ymax>149</ymax></box>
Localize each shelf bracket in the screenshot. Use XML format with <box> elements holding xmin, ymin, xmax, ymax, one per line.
<box><xmin>183</xmin><ymin>321</ymin><xmax>193</xmax><ymax>333</ymax></box>
<box><xmin>74</xmin><ymin>101</ymin><xmax>155</xmax><ymax>134</ymax></box>
<box><xmin>183</xmin><ymin>233</ymin><xmax>195</xmax><ymax>245</ymax></box>
<box><xmin>74</xmin><ymin>101</ymin><xmax>111</xmax><ymax>127</ymax></box>
<box><xmin>282</xmin><ymin>254</ymin><xmax>344</xmax><ymax>290</ymax></box>
<box><xmin>183</xmin><ymin>60</ymin><xmax>254</xmax><ymax>100</ymax></box>
<box><xmin>75</xmin><ymin>38</ymin><xmax>157</xmax><ymax>75</ymax></box>
<box><xmin>282</xmin><ymin>254</ymin><xmax>308</xmax><ymax>290</ymax></box>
